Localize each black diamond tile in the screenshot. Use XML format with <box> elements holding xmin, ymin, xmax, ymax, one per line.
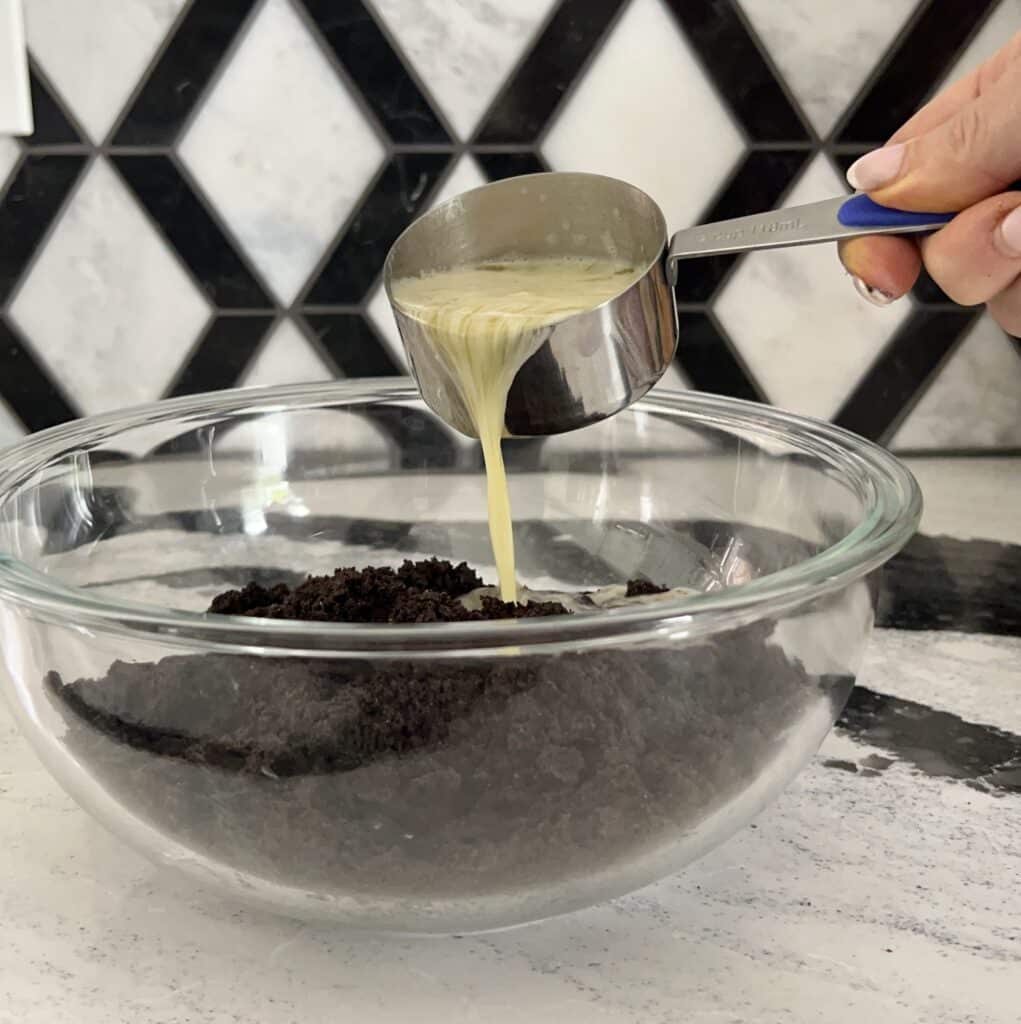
<box><xmin>112</xmin><ymin>155</ymin><xmax>272</xmax><ymax>309</ymax></box>
<box><xmin>165</xmin><ymin>314</ymin><xmax>275</xmax><ymax>397</ymax></box>
<box><xmin>112</xmin><ymin>0</ymin><xmax>260</xmax><ymax>146</ymax></box>
<box><xmin>298</xmin><ymin>0</ymin><xmax>450</xmax><ymax>144</ymax></box>
<box><xmin>676</xmin><ymin>149</ymin><xmax>810</xmax><ymax>303</ymax></box>
<box><xmin>911</xmin><ymin>266</ymin><xmax>956</xmax><ymax>306</ymax></box>
<box><xmin>834</xmin><ymin>307</ymin><xmax>978</xmax><ymax>441</ymax></box>
<box><xmin>675</xmin><ymin>311</ymin><xmax>764</xmax><ymax>401</ymax></box>
<box><xmin>302</xmin><ymin>314</ymin><xmax>402</xmax><ymax>377</ymax></box>
<box><xmin>663</xmin><ymin>0</ymin><xmax>810</xmax><ymax>142</ymax></box>
<box><xmin>837</xmin><ymin>0</ymin><xmax>999</xmax><ymax>146</ymax></box>
<box><xmin>24</xmin><ymin>67</ymin><xmax>83</xmax><ymax>146</ymax></box>
<box><xmin>305</xmin><ymin>152</ymin><xmax>452</xmax><ymax>305</ymax></box>
<box><xmin>476</xmin><ymin>152</ymin><xmax>550</xmax><ymax>181</ymax></box>
<box><xmin>0</xmin><ymin>154</ymin><xmax>86</xmax><ymax>304</ymax></box>
<box><xmin>474</xmin><ymin>0</ymin><xmax>627</xmax><ymax>145</ymax></box>
<box><xmin>0</xmin><ymin>318</ymin><xmax>79</xmax><ymax>431</ymax></box>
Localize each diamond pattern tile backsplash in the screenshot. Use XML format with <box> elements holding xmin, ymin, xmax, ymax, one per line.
<box><xmin>1</xmin><ymin>0</ymin><xmax>1019</xmax><ymax>452</ymax></box>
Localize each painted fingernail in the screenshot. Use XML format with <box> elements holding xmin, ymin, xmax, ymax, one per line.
<box><xmin>852</xmin><ymin>275</ymin><xmax>897</xmax><ymax>307</ymax></box>
<box><xmin>846</xmin><ymin>143</ymin><xmax>906</xmax><ymax>191</ymax></box>
<box><xmin>996</xmin><ymin>205</ymin><xmax>1021</xmax><ymax>258</ymax></box>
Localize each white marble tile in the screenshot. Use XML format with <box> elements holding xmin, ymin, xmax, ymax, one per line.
<box><xmin>178</xmin><ymin>0</ymin><xmax>384</xmax><ymax>305</ymax></box>
<box><xmin>543</xmin><ymin>0</ymin><xmax>744</xmax><ymax>231</ymax></box>
<box><xmin>715</xmin><ymin>154</ymin><xmax>912</xmax><ymax>420</ymax></box>
<box><xmin>240</xmin><ymin>318</ymin><xmax>335</xmax><ymax>388</ymax></box>
<box><xmin>933</xmin><ymin>0</ymin><xmax>1021</xmax><ymax>90</ymax></box>
<box><xmin>891</xmin><ymin>315</ymin><xmax>1021</xmax><ymax>450</ymax></box>
<box><xmin>0</xmin><ymin>398</ymin><xmax>25</xmax><ymax>448</ymax></box>
<box><xmin>0</xmin><ymin>135</ymin><xmax>20</xmax><ymax>186</ymax></box>
<box><xmin>365</xmin><ymin>155</ymin><xmax>486</xmax><ymax>371</ymax></box>
<box><xmin>24</xmin><ymin>0</ymin><xmax>187</xmax><ymax>142</ymax></box>
<box><xmin>738</xmin><ymin>0</ymin><xmax>916</xmax><ymax>137</ymax></box>
<box><xmin>7</xmin><ymin>157</ymin><xmax>211</xmax><ymax>416</ymax></box>
<box><xmin>370</xmin><ymin>0</ymin><xmax>556</xmax><ymax>141</ymax></box>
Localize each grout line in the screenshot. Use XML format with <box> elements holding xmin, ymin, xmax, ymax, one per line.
<box><xmin>168</xmin><ymin>150</ymin><xmax>278</xmax><ymax>305</ymax></box>
<box><xmin>0</xmin><ymin>148</ymin><xmax>24</xmax><ymax>196</ymax></box>
<box><xmin>533</xmin><ymin>0</ymin><xmax>633</xmax><ymax>151</ymax></box>
<box><xmin>298</xmin><ymin>306</ymin><xmax>366</xmax><ymax>317</ymax></box>
<box><xmin>878</xmin><ymin>312</ymin><xmax>979</xmax><ymax>444</ymax></box>
<box><xmin>26</xmin><ymin>55</ymin><xmax>90</xmax><ymax>145</ymax></box>
<box><xmin>173</xmin><ymin>0</ymin><xmax>268</xmax><ymax>148</ymax></box>
<box><xmin>212</xmin><ymin>308</ymin><xmax>286</xmax><ymax>317</ymax></box>
<box><xmin>161</xmin><ymin>309</ymin><xmax>278</xmax><ymax>399</ymax></box>
<box><xmin>293</xmin><ymin>310</ymin><xmax>346</xmax><ymax>379</ymax></box>
<box><xmin>357</xmin><ymin>0</ymin><xmax>459</xmax><ymax>143</ymax></box>
<box><xmin>160</xmin><ymin>305</ymin><xmax>219</xmax><ymax>397</ymax></box>
<box><xmin>746</xmin><ymin>141</ymin><xmax>815</xmax><ymax>152</ymax></box>
<box><xmin>0</xmin><ymin>311</ymin><xmax>82</xmax><ymax>425</ymax></box>
<box><xmin>102</xmin><ymin>0</ymin><xmax>197</xmax><ymax>147</ymax></box>
<box><xmin>469</xmin><ymin>0</ymin><xmax>568</xmax><ymax>145</ymax></box>
<box><xmin>659</xmin><ymin>0</ymin><xmax>750</xmax><ymax>152</ymax></box>
<box><xmin>704</xmin><ymin>305</ymin><xmax>768</xmax><ymax>402</ymax></box>
<box><xmin>106</xmin><ymin>154</ymin><xmax>222</xmax><ymax>314</ymax></box>
<box><xmin>293</xmin><ymin>151</ymin><xmax>455</xmax><ymax>308</ymax></box>
<box><xmin>906</xmin><ymin>0</ymin><xmax>1004</xmax><ymax>114</ymax></box>
<box><xmin>827</xmin><ymin>0</ymin><xmax>933</xmax><ymax>144</ymax></box>
<box><xmin>290</xmin><ymin>158</ymin><xmax>392</xmax><ymax>309</ymax></box>
<box><xmin>725</xmin><ymin>0</ymin><xmax>821</xmax><ymax>146</ymax></box>
<box><xmin>2</xmin><ymin>151</ymin><xmax>94</xmax><ymax>314</ymax></box>
<box><xmin>288</xmin><ymin>0</ymin><xmax>399</xmax><ymax>153</ymax></box>
<box><xmin>234</xmin><ymin>310</ymin><xmax>284</xmax><ymax>388</ymax></box>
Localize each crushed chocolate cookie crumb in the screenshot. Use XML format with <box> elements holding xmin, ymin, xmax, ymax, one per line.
<box><xmin>207</xmin><ymin>558</ymin><xmax>569</xmax><ymax>623</ymax></box>
<box><xmin>44</xmin><ymin>556</ymin><xmax>846</xmax><ymax>924</ymax></box>
<box><xmin>625</xmin><ymin>579</ymin><xmax>670</xmax><ymax>598</ymax></box>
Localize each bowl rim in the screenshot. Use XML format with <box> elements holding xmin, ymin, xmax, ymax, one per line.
<box><xmin>0</xmin><ymin>380</ymin><xmax>921</xmax><ymax>654</ymax></box>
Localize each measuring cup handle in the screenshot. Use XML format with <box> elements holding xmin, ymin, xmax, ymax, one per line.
<box><xmin>666</xmin><ymin>194</ymin><xmax>955</xmax><ymax>281</ymax></box>
<box><xmin>836</xmin><ymin>194</ymin><xmax>956</xmax><ymax>229</ymax></box>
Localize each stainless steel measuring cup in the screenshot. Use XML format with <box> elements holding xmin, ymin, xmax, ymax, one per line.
<box><xmin>383</xmin><ymin>171</ymin><xmax>952</xmax><ymax>438</ymax></box>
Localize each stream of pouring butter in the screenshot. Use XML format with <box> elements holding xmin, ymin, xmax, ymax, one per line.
<box><xmin>391</xmin><ymin>257</ymin><xmax>639</xmax><ymax>603</ymax></box>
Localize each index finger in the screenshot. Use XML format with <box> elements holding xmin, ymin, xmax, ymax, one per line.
<box><xmin>888</xmin><ymin>29</ymin><xmax>1021</xmax><ymax>143</ymax></box>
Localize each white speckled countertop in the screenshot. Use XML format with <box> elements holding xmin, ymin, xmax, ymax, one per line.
<box><xmin>2</xmin><ymin>458</ymin><xmax>1019</xmax><ymax>1023</ymax></box>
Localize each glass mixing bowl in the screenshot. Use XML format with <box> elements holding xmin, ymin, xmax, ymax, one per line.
<box><xmin>0</xmin><ymin>382</ymin><xmax>919</xmax><ymax>934</ymax></box>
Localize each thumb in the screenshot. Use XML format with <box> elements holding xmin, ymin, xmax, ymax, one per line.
<box><xmin>846</xmin><ymin>56</ymin><xmax>1021</xmax><ymax>211</ymax></box>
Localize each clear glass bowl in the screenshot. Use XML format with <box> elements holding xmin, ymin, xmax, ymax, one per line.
<box><xmin>0</xmin><ymin>382</ymin><xmax>920</xmax><ymax>934</ymax></box>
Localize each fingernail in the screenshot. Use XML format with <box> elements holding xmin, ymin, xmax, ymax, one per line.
<box><xmin>846</xmin><ymin>143</ymin><xmax>906</xmax><ymax>191</ymax></box>
<box><xmin>852</xmin><ymin>275</ymin><xmax>897</xmax><ymax>307</ymax></box>
<box><xmin>996</xmin><ymin>206</ymin><xmax>1021</xmax><ymax>258</ymax></box>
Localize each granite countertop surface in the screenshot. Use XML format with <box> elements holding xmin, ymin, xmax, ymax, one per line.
<box><xmin>1</xmin><ymin>457</ymin><xmax>1018</xmax><ymax>1024</ymax></box>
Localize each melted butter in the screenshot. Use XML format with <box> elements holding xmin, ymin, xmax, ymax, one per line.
<box><xmin>459</xmin><ymin>583</ymin><xmax>697</xmax><ymax>615</ymax></box>
<box><xmin>391</xmin><ymin>257</ymin><xmax>640</xmax><ymax>603</ymax></box>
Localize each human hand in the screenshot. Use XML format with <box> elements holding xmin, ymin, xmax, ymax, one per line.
<box><xmin>839</xmin><ymin>31</ymin><xmax>1021</xmax><ymax>335</ymax></box>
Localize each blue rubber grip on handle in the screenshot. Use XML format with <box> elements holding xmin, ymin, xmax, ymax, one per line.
<box><xmin>838</xmin><ymin>194</ymin><xmax>954</xmax><ymax>228</ymax></box>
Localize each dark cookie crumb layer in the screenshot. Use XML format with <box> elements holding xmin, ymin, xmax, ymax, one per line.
<box><xmin>207</xmin><ymin>558</ymin><xmax>569</xmax><ymax>623</ymax></box>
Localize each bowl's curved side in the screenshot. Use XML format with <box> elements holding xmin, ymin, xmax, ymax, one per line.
<box><xmin>2</xmin><ymin>576</ymin><xmax>870</xmax><ymax>934</ymax></box>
